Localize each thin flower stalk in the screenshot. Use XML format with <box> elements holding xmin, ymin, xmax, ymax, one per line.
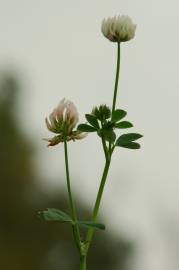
<box><xmin>64</xmin><ymin>138</ymin><xmax>81</xmax><ymax>250</ymax></box>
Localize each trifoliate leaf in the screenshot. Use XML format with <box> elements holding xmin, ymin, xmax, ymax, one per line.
<box><xmin>115</xmin><ymin>121</ymin><xmax>133</xmax><ymax>129</ymax></box>
<box><xmin>77</xmin><ymin>124</ymin><xmax>96</xmax><ymax>132</ymax></box>
<box><xmin>85</xmin><ymin>114</ymin><xmax>100</xmax><ymax>129</ymax></box>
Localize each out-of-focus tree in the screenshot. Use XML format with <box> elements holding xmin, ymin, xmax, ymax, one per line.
<box><xmin>0</xmin><ymin>72</ymin><xmax>133</xmax><ymax>270</ymax></box>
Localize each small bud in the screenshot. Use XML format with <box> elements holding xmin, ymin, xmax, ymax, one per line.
<box><xmin>92</xmin><ymin>105</ymin><xmax>111</xmax><ymax>121</ymax></box>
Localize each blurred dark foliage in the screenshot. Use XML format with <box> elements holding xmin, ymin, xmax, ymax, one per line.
<box><xmin>0</xmin><ymin>73</ymin><xmax>134</xmax><ymax>270</ymax></box>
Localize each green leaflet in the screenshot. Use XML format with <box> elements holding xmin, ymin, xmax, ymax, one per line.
<box><xmin>115</xmin><ymin>121</ymin><xmax>133</xmax><ymax>129</ymax></box>
<box><xmin>116</xmin><ymin>141</ymin><xmax>141</xmax><ymax>149</ymax></box>
<box><xmin>77</xmin><ymin>221</ymin><xmax>105</xmax><ymax>230</ymax></box>
<box><xmin>116</xmin><ymin>133</ymin><xmax>143</xmax><ymax>149</ymax></box>
<box><xmin>112</xmin><ymin>109</ymin><xmax>127</xmax><ymax>122</ymax></box>
<box><xmin>117</xmin><ymin>133</ymin><xmax>143</xmax><ymax>141</ymax></box>
<box><xmin>85</xmin><ymin>114</ymin><xmax>100</xmax><ymax>129</ymax></box>
<box><xmin>38</xmin><ymin>208</ymin><xmax>72</xmax><ymax>223</ymax></box>
<box><xmin>102</xmin><ymin>129</ymin><xmax>116</xmax><ymax>143</ymax></box>
<box><xmin>77</xmin><ymin>124</ymin><xmax>96</xmax><ymax>132</ymax></box>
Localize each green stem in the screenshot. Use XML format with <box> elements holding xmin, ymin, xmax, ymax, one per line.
<box><xmin>80</xmin><ymin>255</ymin><xmax>86</xmax><ymax>270</ymax></box>
<box><xmin>112</xmin><ymin>42</ymin><xmax>121</xmax><ymax>113</ymax></box>
<box><xmin>64</xmin><ymin>139</ymin><xmax>81</xmax><ymax>250</ymax></box>
<box><xmin>109</xmin><ymin>42</ymin><xmax>121</xmax><ymax>154</ymax></box>
<box><xmin>83</xmin><ymin>43</ymin><xmax>120</xmax><ymax>256</ymax></box>
<box><xmin>85</xmin><ymin>159</ymin><xmax>111</xmax><ymax>251</ymax></box>
<box><xmin>101</xmin><ymin>135</ymin><xmax>109</xmax><ymax>161</ymax></box>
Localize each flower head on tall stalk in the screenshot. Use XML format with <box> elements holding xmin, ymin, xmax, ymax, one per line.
<box><xmin>101</xmin><ymin>15</ymin><xmax>136</xmax><ymax>42</ymax></box>
<box><xmin>44</xmin><ymin>98</ymin><xmax>87</xmax><ymax>146</ymax></box>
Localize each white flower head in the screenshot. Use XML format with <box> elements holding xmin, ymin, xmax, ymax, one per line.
<box><xmin>44</xmin><ymin>98</ymin><xmax>87</xmax><ymax>146</ymax></box>
<box><xmin>101</xmin><ymin>15</ymin><xmax>136</xmax><ymax>43</ymax></box>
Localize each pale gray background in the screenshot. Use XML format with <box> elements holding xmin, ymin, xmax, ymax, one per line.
<box><xmin>0</xmin><ymin>0</ymin><xmax>179</xmax><ymax>269</ymax></box>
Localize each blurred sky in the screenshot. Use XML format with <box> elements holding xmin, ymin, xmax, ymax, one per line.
<box><xmin>0</xmin><ymin>0</ymin><xmax>179</xmax><ymax>270</ymax></box>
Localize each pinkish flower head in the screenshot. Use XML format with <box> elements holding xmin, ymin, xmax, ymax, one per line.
<box><xmin>44</xmin><ymin>98</ymin><xmax>86</xmax><ymax>146</ymax></box>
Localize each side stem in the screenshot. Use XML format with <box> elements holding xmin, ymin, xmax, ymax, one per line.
<box><xmin>64</xmin><ymin>139</ymin><xmax>81</xmax><ymax>250</ymax></box>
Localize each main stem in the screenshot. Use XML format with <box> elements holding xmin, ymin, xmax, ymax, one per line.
<box><xmin>83</xmin><ymin>42</ymin><xmax>121</xmax><ymax>264</ymax></box>
<box><xmin>64</xmin><ymin>139</ymin><xmax>81</xmax><ymax>250</ymax></box>
<box><xmin>112</xmin><ymin>42</ymin><xmax>121</xmax><ymax>113</ymax></box>
<box><xmin>80</xmin><ymin>255</ymin><xmax>87</xmax><ymax>270</ymax></box>
<box><xmin>85</xmin><ymin>159</ymin><xmax>110</xmax><ymax>250</ymax></box>
<box><xmin>79</xmin><ymin>42</ymin><xmax>121</xmax><ymax>269</ymax></box>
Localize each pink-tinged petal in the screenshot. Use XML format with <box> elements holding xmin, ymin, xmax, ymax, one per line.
<box><xmin>65</xmin><ymin>101</ymin><xmax>79</xmax><ymax>126</ymax></box>
<box><xmin>56</xmin><ymin>98</ymin><xmax>66</xmax><ymax>121</ymax></box>
<box><xmin>45</xmin><ymin>117</ymin><xmax>53</xmax><ymax>131</ymax></box>
<box><xmin>49</xmin><ymin>110</ymin><xmax>58</xmax><ymax>129</ymax></box>
<box><xmin>57</xmin><ymin>98</ymin><xmax>66</xmax><ymax>108</ymax></box>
